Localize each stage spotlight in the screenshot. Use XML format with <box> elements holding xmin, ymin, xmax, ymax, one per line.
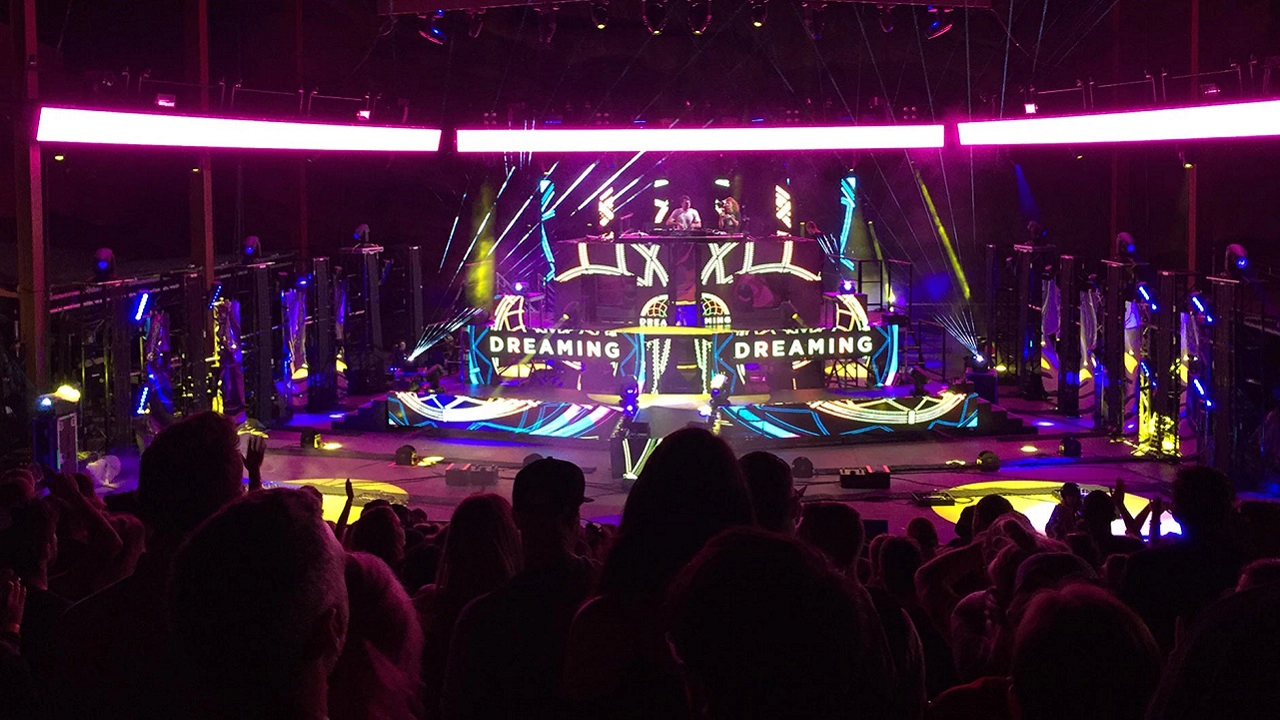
<box><xmin>1190</xmin><ymin>292</ymin><xmax>1216</xmax><ymax>324</ymax></box>
<box><xmin>536</xmin><ymin>6</ymin><xmax>556</xmax><ymax>44</ymax></box>
<box><xmin>802</xmin><ymin>2</ymin><xmax>824</xmax><ymax>40</ymax></box>
<box><xmin>93</xmin><ymin>248</ymin><xmax>116</xmax><ymax>282</ymax></box>
<box><xmin>1024</xmin><ymin>102</ymin><xmax>1038</xmax><ymax>115</ymax></box>
<box><xmin>590</xmin><ymin>0</ymin><xmax>609</xmax><ymax>29</ymax></box>
<box><xmin>642</xmin><ymin>0</ymin><xmax>669</xmax><ymax>34</ymax></box>
<box><xmin>1136</xmin><ymin>281</ymin><xmax>1156</xmax><ymax>309</ymax></box>
<box><xmin>1191</xmin><ymin>376</ymin><xmax>1213</xmax><ymax>408</ymax></box>
<box><xmin>354</xmin><ymin>223</ymin><xmax>371</xmax><ymax>244</ymax></box>
<box><xmin>468</xmin><ymin>10</ymin><xmax>484</xmax><ymax>38</ymax></box>
<box><xmin>54</xmin><ymin>384</ymin><xmax>81</xmax><ymax>404</ymax></box>
<box><xmin>791</xmin><ymin>456</ymin><xmax>815</xmax><ymax>479</ymax></box>
<box><xmin>976</xmin><ymin>450</ymin><xmax>1000</xmax><ymax>472</ymax></box>
<box><xmin>132</xmin><ymin>292</ymin><xmax>151</xmax><ymax>323</ymax></box>
<box><xmin>909</xmin><ymin>366</ymin><xmax>929</xmax><ymax>397</ymax></box>
<box><xmin>878</xmin><ymin>4</ymin><xmax>894</xmax><ymax>33</ymax></box>
<box><xmin>523</xmin><ymin>453</ymin><xmax>544</xmax><ymax>467</ymax></box>
<box><xmin>418</xmin><ymin>11</ymin><xmax>446</xmax><ymax>45</ymax></box>
<box><xmin>688</xmin><ymin>0</ymin><xmax>711</xmax><ymax>34</ymax></box>
<box><xmin>394</xmin><ymin>444</ymin><xmax>419</xmax><ymax>466</ymax></box>
<box><xmin>969</xmin><ymin>352</ymin><xmax>991</xmax><ymax>373</ymax></box>
<box><xmin>840</xmin><ymin>278</ymin><xmax>855</xmax><ymax>294</ymax></box>
<box><xmin>1226</xmin><ymin>243</ymin><xmax>1250</xmax><ymax>278</ymax></box>
<box><xmin>925</xmin><ymin>6</ymin><xmax>953</xmax><ymax>40</ymax></box>
<box><xmin>1058</xmin><ymin>435</ymin><xmax>1082</xmax><ymax>458</ymax></box>
<box><xmin>750</xmin><ymin>0</ymin><xmax>768</xmax><ymax>27</ymax></box>
<box><xmin>241</xmin><ymin>235</ymin><xmax>261</xmax><ymax>265</ymax></box>
<box><xmin>1115</xmin><ymin>231</ymin><xmax>1137</xmax><ymax>260</ymax></box>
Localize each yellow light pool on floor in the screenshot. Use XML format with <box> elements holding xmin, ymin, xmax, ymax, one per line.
<box><xmin>321</xmin><ymin>441</ymin><xmax>343</xmax><ymax>451</ymax></box>
<box><xmin>930</xmin><ymin>479</ymin><xmax>1181</xmax><ymax>537</ymax></box>
<box><xmin>284</xmin><ymin>478</ymin><xmax>409</xmax><ymax>523</ymax></box>
<box><xmin>1020</xmin><ymin>445</ymin><xmax>1039</xmax><ymax>453</ymax></box>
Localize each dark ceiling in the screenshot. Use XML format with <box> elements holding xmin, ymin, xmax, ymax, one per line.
<box><xmin>27</xmin><ymin>0</ymin><xmax>1280</xmax><ymax>126</ymax></box>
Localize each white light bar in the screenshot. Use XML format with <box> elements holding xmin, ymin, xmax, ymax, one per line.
<box><xmin>456</xmin><ymin>125</ymin><xmax>945</xmax><ymax>153</ymax></box>
<box><xmin>37</xmin><ymin>107</ymin><xmax>442</xmax><ymax>152</ymax></box>
<box><xmin>958</xmin><ymin>99</ymin><xmax>1280</xmax><ymax>146</ymax></box>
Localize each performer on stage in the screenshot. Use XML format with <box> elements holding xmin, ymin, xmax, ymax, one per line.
<box><xmin>666</xmin><ymin>195</ymin><xmax>702</xmax><ymax>230</ymax></box>
<box><xmin>717</xmin><ymin>196</ymin><xmax>741</xmax><ymax>232</ymax></box>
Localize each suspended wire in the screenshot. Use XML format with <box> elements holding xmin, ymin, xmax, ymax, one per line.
<box><xmin>998</xmin><ymin>0</ymin><xmax>1016</xmax><ymax>118</ymax></box>
<box><xmin>1031</xmin><ymin>0</ymin><xmax>1050</xmax><ymax>81</ymax></box>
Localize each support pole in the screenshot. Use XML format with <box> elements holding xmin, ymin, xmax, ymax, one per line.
<box><xmin>1187</xmin><ymin>0</ymin><xmax>1200</xmax><ymax>272</ymax></box>
<box><xmin>187</xmin><ymin>0</ymin><xmax>215</xmax><ymax>287</ymax></box>
<box><xmin>1097</xmin><ymin>260</ymin><xmax>1129</xmax><ymax>435</ymax></box>
<box><xmin>13</xmin><ymin>0</ymin><xmax>47</xmax><ymax>388</ymax></box>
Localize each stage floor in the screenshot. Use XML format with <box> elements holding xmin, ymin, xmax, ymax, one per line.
<box><xmin>98</xmin><ymin>388</ymin><xmax>1193</xmax><ymax>543</ymax></box>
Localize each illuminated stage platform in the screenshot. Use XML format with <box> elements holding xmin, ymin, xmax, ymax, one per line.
<box><xmin>335</xmin><ymin>231</ymin><xmax>1031</xmax><ymax>460</ymax></box>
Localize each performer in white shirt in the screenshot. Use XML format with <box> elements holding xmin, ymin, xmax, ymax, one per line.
<box><xmin>666</xmin><ymin>195</ymin><xmax>702</xmax><ymax>230</ymax></box>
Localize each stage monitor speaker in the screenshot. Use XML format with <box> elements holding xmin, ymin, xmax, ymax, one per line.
<box><xmin>839</xmin><ymin>466</ymin><xmax>890</xmax><ymax>489</ymax></box>
<box><xmin>445</xmin><ymin>464</ymin><xmax>500</xmax><ymax>487</ymax></box>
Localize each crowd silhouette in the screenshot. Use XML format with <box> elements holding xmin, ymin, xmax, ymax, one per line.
<box><xmin>2</xmin><ymin>410</ymin><xmax>1279</xmax><ymax>718</ymax></box>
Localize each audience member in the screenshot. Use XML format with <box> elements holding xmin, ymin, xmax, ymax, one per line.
<box><xmin>442</xmin><ymin>458</ymin><xmax>597</xmax><ymax>719</ymax></box>
<box><xmin>1079</xmin><ymin>489</ymin><xmax>1144</xmax><ymax>558</ymax></box>
<box><xmin>665</xmin><ymin>528</ymin><xmax>895</xmax><ymax>720</ymax></box>
<box><xmin>1235</xmin><ymin>557</ymin><xmax>1280</xmax><ymax>592</ymax></box>
<box><xmin>1045</xmin><ymin>482</ymin><xmax>1083</xmax><ymax>540</ymax></box>
<box><xmin>52</xmin><ymin>411</ymin><xmax>246</xmax><ymax>720</ymax></box>
<box><xmin>797</xmin><ymin>502</ymin><xmax>925</xmax><ymax>717</ymax></box>
<box><xmin>946</xmin><ymin>506</ymin><xmax>976</xmax><ymax>548</ymax></box>
<box><xmin>1011</xmin><ymin>584</ymin><xmax>1160</xmax><ymax>720</ymax></box>
<box><xmin>416</xmin><ymin>493</ymin><xmax>522</xmax><ymax>718</ymax></box>
<box><xmin>1147</xmin><ymin>582</ymin><xmax>1280</xmax><ymax>720</ymax></box>
<box><xmin>877</xmin><ymin>534</ymin><xmax>957</xmax><ymax>698</ymax></box>
<box><xmin>169</xmin><ymin>488</ymin><xmax>348</xmax><ymax>720</ymax></box>
<box><xmin>797</xmin><ymin>501</ymin><xmax>864</xmax><ymax>574</ymax></box>
<box><xmin>739</xmin><ymin>451</ymin><xmax>799</xmax><ymax>534</ymax></box>
<box><xmin>973</xmin><ymin>494</ymin><xmax>1016</xmax><ymax>534</ymax></box>
<box><xmin>562</xmin><ymin>427</ymin><xmax>753</xmax><ymax>719</ymax></box>
<box><xmin>329</xmin><ymin>552</ymin><xmax>423</xmax><ymax>720</ymax></box>
<box><xmin>0</xmin><ymin>498</ymin><xmax>66</xmax><ymax>693</ymax></box>
<box><xmin>348</xmin><ymin>505</ymin><xmax>407</xmax><ymax>570</ymax></box>
<box><xmin>0</xmin><ymin>570</ymin><xmax>36</xmax><ymax>719</ymax></box>
<box><xmin>1119</xmin><ymin>465</ymin><xmax>1248</xmax><ymax>650</ymax></box>
<box><xmin>907</xmin><ymin>516</ymin><xmax>940</xmax><ymax>561</ymax></box>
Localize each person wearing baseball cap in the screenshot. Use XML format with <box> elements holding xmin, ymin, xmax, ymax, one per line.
<box><xmin>441</xmin><ymin>457</ymin><xmax>597</xmax><ymax>718</ymax></box>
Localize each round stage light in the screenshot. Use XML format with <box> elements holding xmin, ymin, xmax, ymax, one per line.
<box><xmin>928</xmin><ymin>479</ymin><xmax>1181</xmax><ymax>538</ymax></box>
<box><xmin>791</xmin><ymin>456</ymin><xmax>815</xmax><ymax>479</ymax></box>
<box><xmin>1059</xmin><ymin>435</ymin><xmax>1082</xmax><ymax>458</ymax></box>
<box><xmin>395</xmin><ymin>444</ymin><xmax>419</xmax><ymax>466</ymax></box>
<box><xmin>976</xmin><ymin>450</ymin><xmax>1000</xmax><ymax>472</ymax></box>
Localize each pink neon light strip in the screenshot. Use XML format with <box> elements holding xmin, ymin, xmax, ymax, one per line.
<box><xmin>456</xmin><ymin>125</ymin><xmax>945</xmax><ymax>153</ymax></box>
<box><xmin>958</xmin><ymin>99</ymin><xmax>1280</xmax><ymax>146</ymax></box>
<box><xmin>36</xmin><ymin>107</ymin><xmax>442</xmax><ymax>152</ymax></box>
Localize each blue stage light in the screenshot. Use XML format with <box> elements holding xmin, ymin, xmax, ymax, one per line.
<box><xmin>133</xmin><ymin>292</ymin><xmax>151</xmax><ymax>323</ymax></box>
<box><xmin>135</xmin><ymin>386</ymin><xmax>151</xmax><ymax>415</ymax></box>
<box><xmin>207</xmin><ymin>284</ymin><xmax>223</xmax><ymax>309</ymax></box>
<box><xmin>1137</xmin><ymin>282</ymin><xmax>1157</xmax><ymax>310</ymax></box>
